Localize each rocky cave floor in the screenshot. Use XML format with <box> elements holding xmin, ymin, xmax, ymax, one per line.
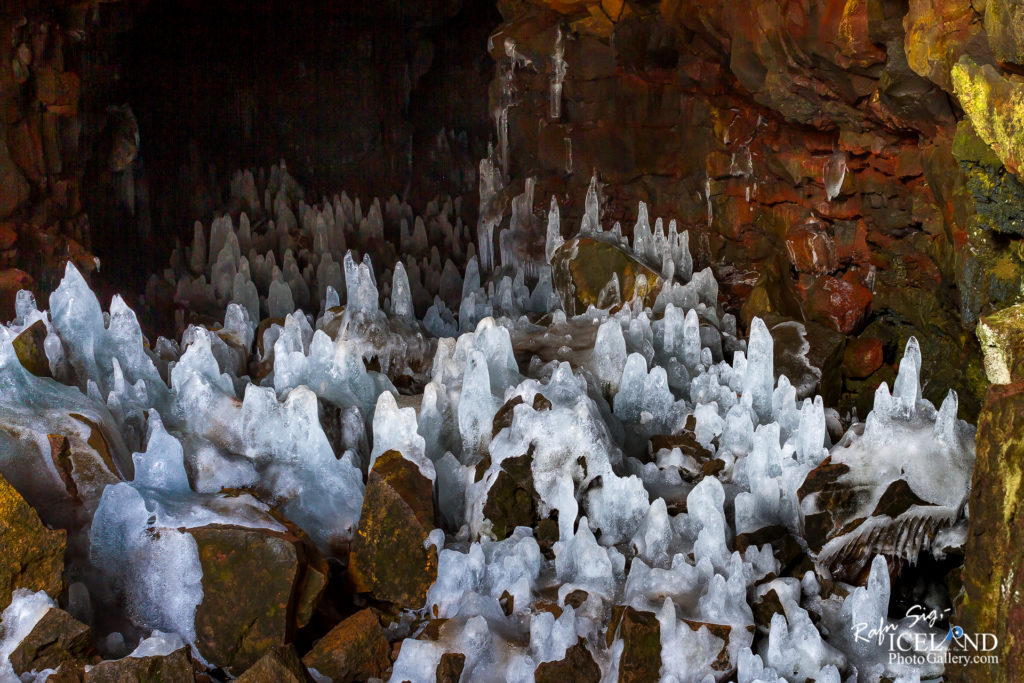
<box><xmin>0</xmin><ymin>162</ymin><xmax>991</xmax><ymax>683</ymax></box>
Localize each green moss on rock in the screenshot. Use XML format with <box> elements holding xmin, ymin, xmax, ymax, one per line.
<box><xmin>952</xmin><ymin>56</ymin><xmax>1024</xmax><ymax>176</ymax></box>
<box><xmin>954</xmin><ymin>382</ymin><xmax>1024</xmax><ymax>682</ymax></box>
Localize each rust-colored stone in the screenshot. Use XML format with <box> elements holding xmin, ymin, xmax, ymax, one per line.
<box><xmin>805</xmin><ymin>273</ymin><xmax>872</xmax><ymax>334</ymax></box>
<box><xmin>534</xmin><ymin>637</ymin><xmax>600</xmax><ymax>682</ymax></box>
<box><xmin>236</xmin><ymin>644</ymin><xmax>314</xmax><ymax>683</ymax></box>
<box><xmin>188</xmin><ymin>523</ymin><xmax>327</xmax><ymax>674</ymax></box>
<box><xmin>605</xmin><ymin>606</ymin><xmax>661</xmax><ymax>682</ymax></box>
<box><xmin>842</xmin><ymin>337</ymin><xmax>884</xmax><ymax>379</ymax></box>
<box><xmin>347</xmin><ymin>449</ymin><xmax>438</xmax><ymax>608</ymax></box>
<box><xmin>9</xmin><ymin>608</ymin><xmax>96</xmax><ymax>675</ymax></box>
<box><xmin>301</xmin><ymin>609</ymin><xmax>391</xmax><ymax>683</ymax></box>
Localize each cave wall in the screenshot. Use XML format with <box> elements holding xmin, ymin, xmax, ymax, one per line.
<box><xmin>0</xmin><ymin>0</ymin><xmax>131</xmax><ymax>316</ymax></box>
<box><xmin>3</xmin><ymin>0</ymin><xmax>1024</xmax><ymax>418</ymax></box>
<box><xmin>488</xmin><ymin>0</ymin><xmax>1024</xmax><ymax>418</ymax></box>
<box><xmin>0</xmin><ymin>0</ymin><xmax>499</xmax><ymax>314</ymax></box>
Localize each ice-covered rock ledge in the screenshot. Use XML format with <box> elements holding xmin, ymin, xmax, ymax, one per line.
<box><xmin>0</xmin><ymin>167</ymin><xmax>977</xmax><ymax>682</ymax></box>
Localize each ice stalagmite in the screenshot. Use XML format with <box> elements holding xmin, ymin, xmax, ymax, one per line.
<box><xmin>0</xmin><ymin>169</ymin><xmax>980</xmax><ymax>683</ymax></box>
<box><xmin>545</xmin><ymin>195</ymin><xmax>562</xmax><ymax>263</ymax></box>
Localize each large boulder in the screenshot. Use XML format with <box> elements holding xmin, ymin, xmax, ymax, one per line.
<box><xmin>0</xmin><ymin>473</ymin><xmax>66</xmax><ymax>611</ymax></box>
<box><xmin>955</xmin><ymin>381</ymin><xmax>1024</xmax><ymax>681</ymax></box>
<box><xmin>348</xmin><ymin>450</ymin><xmax>438</xmax><ymax>608</ymax></box>
<box><xmin>952</xmin><ymin>57</ymin><xmax>1024</xmax><ymax>175</ymax></box>
<box><xmin>904</xmin><ymin>0</ymin><xmax>993</xmax><ymax>92</ymax></box>
<box><xmin>188</xmin><ymin>522</ymin><xmax>328</xmax><ymax>674</ymax></box>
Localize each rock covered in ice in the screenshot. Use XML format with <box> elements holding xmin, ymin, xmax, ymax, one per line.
<box><xmin>799</xmin><ymin>339</ymin><xmax>976</xmax><ymax>581</ymax></box>
<box><xmin>0</xmin><ymin>589</ymin><xmax>57</xmax><ymax>680</ymax></box>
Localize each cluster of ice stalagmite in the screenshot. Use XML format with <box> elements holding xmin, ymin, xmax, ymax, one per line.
<box><xmin>151</xmin><ymin>162</ymin><xmax>477</xmax><ymax>335</ymax></box>
<box><xmin>0</xmin><ymin>166</ymin><xmax>976</xmax><ymax>681</ymax></box>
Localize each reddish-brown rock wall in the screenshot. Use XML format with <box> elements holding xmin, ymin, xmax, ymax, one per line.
<box><xmin>485</xmin><ymin>0</ymin><xmax>1024</xmax><ymax>418</ymax></box>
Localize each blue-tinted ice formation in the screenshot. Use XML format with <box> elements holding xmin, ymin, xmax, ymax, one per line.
<box><xmin>0</xmin><ymin>163</ymin><xmax>975</xmax><ymax>681</ymax></box>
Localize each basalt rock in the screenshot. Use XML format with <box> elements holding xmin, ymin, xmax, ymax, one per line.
<box><xmin>481</xmin><ymin>451</ymin><xmax>540</xmax><ymax>540</ymax></box>
<box><xmin>188</xmin><ymin>522</ymin><xmax>328</xmax><ymax>674</ymax></box>
<box><xmin>0</xmin><ymin>473</ymin><xmax>66</xmax><ymax>611</ymax></box>
<box><xmin>986</xmin><ymin>0</ymin><xmax>1024</xmax><ymax>64</ymax></box>
<box><xmin>842</xmin><ymin>337</ymin><xmax>884</xmax><ymax>379</ymax></box>
<box><xmin>12</xmin><ymin>320</ymin><xmax>51</xmax><ymax>378</ymax></box>
<box><xmin>236</xmin><ymin>645</ymin><xmax>314</xmax><ymax>683</ymax></box>
<box><xmin>436</xmin><ymin>651</ymin><xmax>467</xmax><ymax>682</ymax></box>
<box><xmin>605</xmin><ymin>605</ymin><xmax>661</xmax><ymax>683</ymax></box>
<box><xmin>8</xmin><ymin>607</ymin><xmax>96</xmax><ymax>675</ymax></box>
<box><xmin>348</xmin><ymin>449</ymin><xmax>438</xmax><ymax>608</ymax></box>
<box><xmin>83</xmin><ymin>647</ymin><xmax>196</xmax><ymax>682</ymax></box>
<box><xmin>534</xmin><ymin>637</ymin><xmax>601</xmax><ymax>682</ymax></box>
<box><xmin>952</xmin><ymin>57</ymin><xmax>1024</xmax><ymax>176</ymax></box>
<box><xmin>301</xmin><ymin>608</ymin><xmax>391</xmax><ymax>683</ymax></box>
<box><xmin>804</xmin><ymin>273</ymin><xmax>873</xmax><ymax>336</ymax></box>
<box><xmin>904</xmin><ymin>0</ymin><xmax>993</xmax><ymax>93</ymax></box>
